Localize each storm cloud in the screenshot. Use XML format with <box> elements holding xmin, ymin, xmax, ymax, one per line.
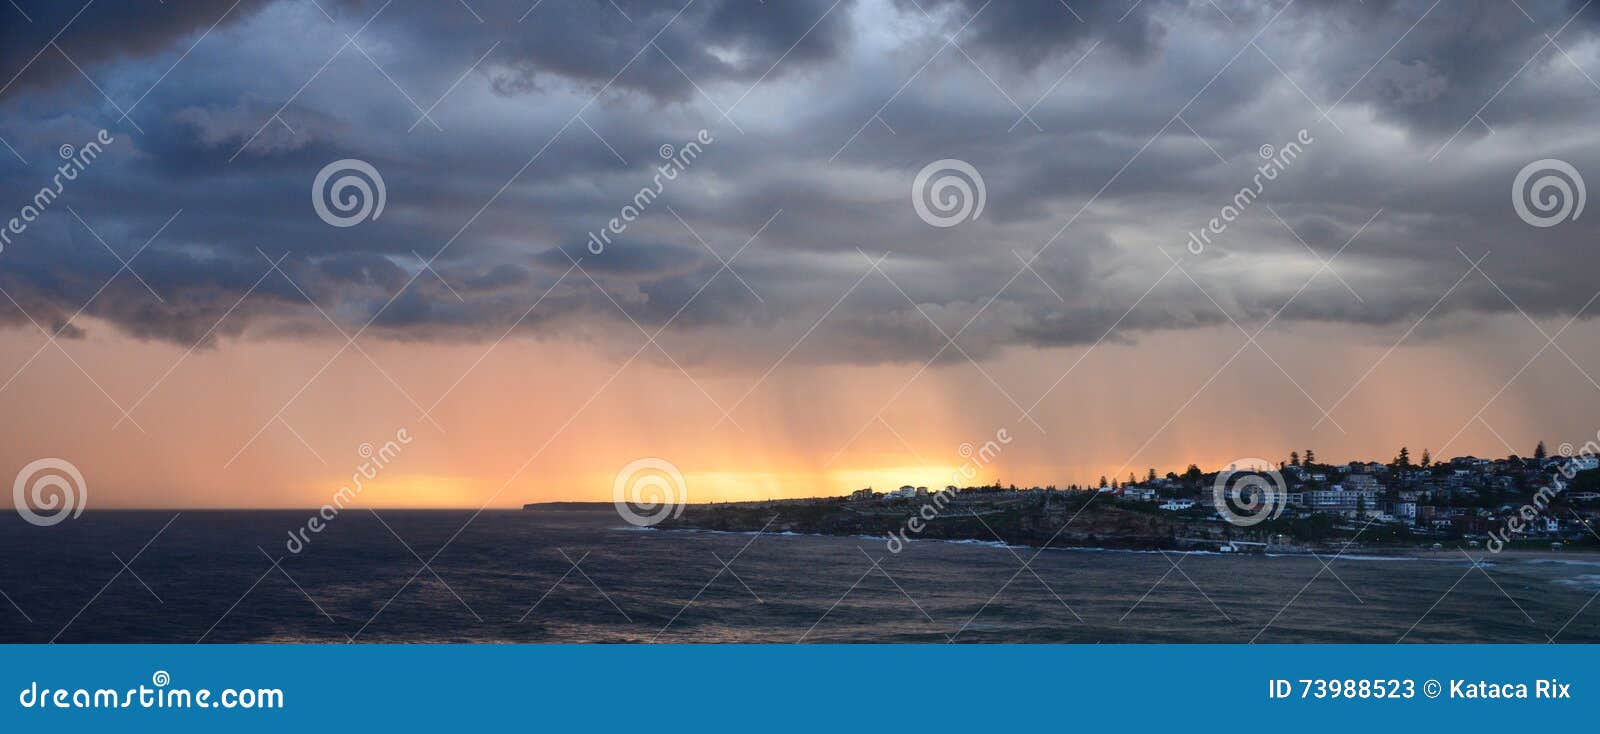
<box><xmin>2</xmin><ymin>0</ymin><xmax>1600</xmax><ymax>368</ymax></box>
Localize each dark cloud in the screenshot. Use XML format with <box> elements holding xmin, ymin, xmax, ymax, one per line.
<box><xmin>1261</xmin><ymin>0</ymin><xmax>1600</xmax><ymax>138</ymax></box>
<box><xmin>462</xmin><ymin>263</ymin><xmax>531</xmax><ymax>292</ymax></box>
<box><xmin>0</xmin><ymin>0</ymin><xmax>301</xmax><ymax>100</ymax></box>
<box><xmin>1</xmin><ymin>0</ymin><xmax>1599</xmax><ymax>367</ymax></box>
<box><xmin>533</xmin><ymin>239</ymin><xmax>704</xmax><ymax>277</ymax></box>
<box><xmin>907</xmin><ymin>0</ymin><xmax>1178</xmax><ymax>70</ymax></box>
<box><xmin>487</xmin><ymin>0</ymin><xmax>856</xmax><ymax>102</ymax></box>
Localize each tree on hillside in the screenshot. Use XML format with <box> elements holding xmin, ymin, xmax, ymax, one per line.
<box><xmin>1183</xmin><ymin>464</ymin><xmax>1203</xmax><ymax>483</ymax></box>
<box><xmin>1394</xmin><ymin>446</ymin><xmax>1411</xmax><ymax>469</ymax></box>
<box><xmin>1420</xmin><ymin>449</ymin><xmax>1431</xmax><ymax>468</ymax></box>
<box><xmin>1535</xmin><ymin>441</ymin><xmax>1548</xmax><ymax>461</ymax></box>
<box><xmin>1099</xmin><ymin>475</ymin><xmax>1108</xmax><ymax>489</ymax></box>
<box><xmin>1290</xmin><ymin>451</ymin><xmax>1300</xmax><ymax>467</ymax></box>
<box><xmin>1304</xmin><ymin>449</ymin><xmax>1316</xmax><ymax>465</ymax></box>
<box><xmin>1148</xmin><ymin>468</ymin><xmax>1157</xmax><ymax>483</ymax></box>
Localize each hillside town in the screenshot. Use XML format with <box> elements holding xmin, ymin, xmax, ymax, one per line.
<box><xmin>837</xmin><ymin>443</ymin><xmax>1600</xmax><ymax>549</ymax></box>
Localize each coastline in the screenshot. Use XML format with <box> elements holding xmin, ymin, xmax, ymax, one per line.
<box><xmin>526</xmin><ymin>499</ymin><xmax>1594</xmax><ymax>556</ymax></box>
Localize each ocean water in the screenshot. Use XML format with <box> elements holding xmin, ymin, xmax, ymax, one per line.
<box><xmin>1</xmin><ymin>509</ymin><xmax>1597</xmax><ymax>643</ymax></box>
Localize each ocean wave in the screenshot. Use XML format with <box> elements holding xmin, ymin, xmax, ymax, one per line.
<box><xmin>935</xmin><ymin>539</ymin><xmax>1023</xmax><ymax>550</ymax></box>
<box><xmin>1047</xmin><ymin>547</ymin><xmax>1226</xmax><ymax>557</ymax></box>
<box><xmin>1524</xmin><ymin>558</ymin><xmax>1600</xmax><ymax>568</ymax></box>
<box><xmin>1322</xmin><ymin>554</ymin><xmax>1421</xmax><ymax>562</ymax></box>
<box><xmin>648</xmin><ymin>527</ymin><xmax>820</xmax><ymax>539</ymax></box>
<box><xmin>1555</xmin><ymin>574</ymin><xmax>1600</xmax><ymax>590</ymax></box>
<box><xmin>1347</xmin><ymin>555</ymin><xmax>1498</xmax><ymax>567</ymax></box>
<box><xmin>634</xmin><ymin>527</ymin><xmax>1503</xmax><ymax>564</ymax></box>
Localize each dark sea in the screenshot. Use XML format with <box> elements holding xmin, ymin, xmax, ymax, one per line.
<box><xmin>2</xmin><ymin>510</ymin><xmax>1598</xmax><ymax>643</ymax></box>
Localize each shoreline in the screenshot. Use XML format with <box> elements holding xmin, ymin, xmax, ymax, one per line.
<box><xmin>628</xmin><ymin>523</ymin><xmax>1596</xmax><ymax>561</ymax></box>
<box><xmin>524</xmin><ymin>498</ymin><xmax>1592</xmax><ymax>557</ymax></box>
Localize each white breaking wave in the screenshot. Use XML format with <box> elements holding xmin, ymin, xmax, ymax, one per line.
<box><xmin>1554</xmin><ymin>574</ymin><xmax>1600</xmax><ymax>590</ymax></box>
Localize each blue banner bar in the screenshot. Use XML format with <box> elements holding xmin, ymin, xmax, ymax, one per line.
<box><xmin>2</xmin><ymin>645</ymin><xmax>1592</xmax><ymax>732</ymax></box>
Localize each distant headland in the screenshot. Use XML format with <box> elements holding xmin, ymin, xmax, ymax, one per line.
<box><xmin>529</xmin><ymin>446</ymin><xmax>1600</xmax><ymax>553</ymax></box>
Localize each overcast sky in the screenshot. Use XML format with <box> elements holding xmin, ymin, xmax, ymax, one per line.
<box><xmin>3</xmin><ymin>0</ymin><xmax>1600</xmax><ymax>507</ymax></box>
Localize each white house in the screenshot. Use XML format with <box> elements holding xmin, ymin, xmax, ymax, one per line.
<box><xmin>886</xmin><ymin>485</ymin><xmax>917</xmax><ymax>500</ymax></box>
<box><xmin>1121</xmin><ymin>487</ymin><xmax>1158</xmax><ymax>502</ymax></box>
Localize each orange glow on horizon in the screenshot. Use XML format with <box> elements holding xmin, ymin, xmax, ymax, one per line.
<box><xmin>3</xmin><ymin>315</ymin><xmax>1596</xmax><ymax>509</ymax></box>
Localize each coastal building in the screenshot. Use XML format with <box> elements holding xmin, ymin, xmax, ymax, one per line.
<box><xmin>887</xmin><ymin>486</ymin><xmax>917</xmax><ymax>500</ymax></box>
<box><xmin>1159</xmin><ymin>499</ymin><xmax>1196</xmax><ymax>511</ymax></box>
<box><xmin>1121</xmin><ymin>487</ymin><xmax>1158</xmax><ymax>502</ymax></box>
<box><xmin>849</xmin><ymin>487</ymin><xmax>875</xmax><ymax>501</ymax></box>
<box><xmin>1302</xmin><ymin>488</ymin><xmax>1380</xmax><ymax>516</ymax></box>
<box><xmin>1344</xmin><ymin>474</ymin><xmax>1383</xmax><ymax>494</ymax></box>
<box><xmin>1566</xmin><ymin>456</ymin><xmax>1600</xmax><ymax>471</ymax></box>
